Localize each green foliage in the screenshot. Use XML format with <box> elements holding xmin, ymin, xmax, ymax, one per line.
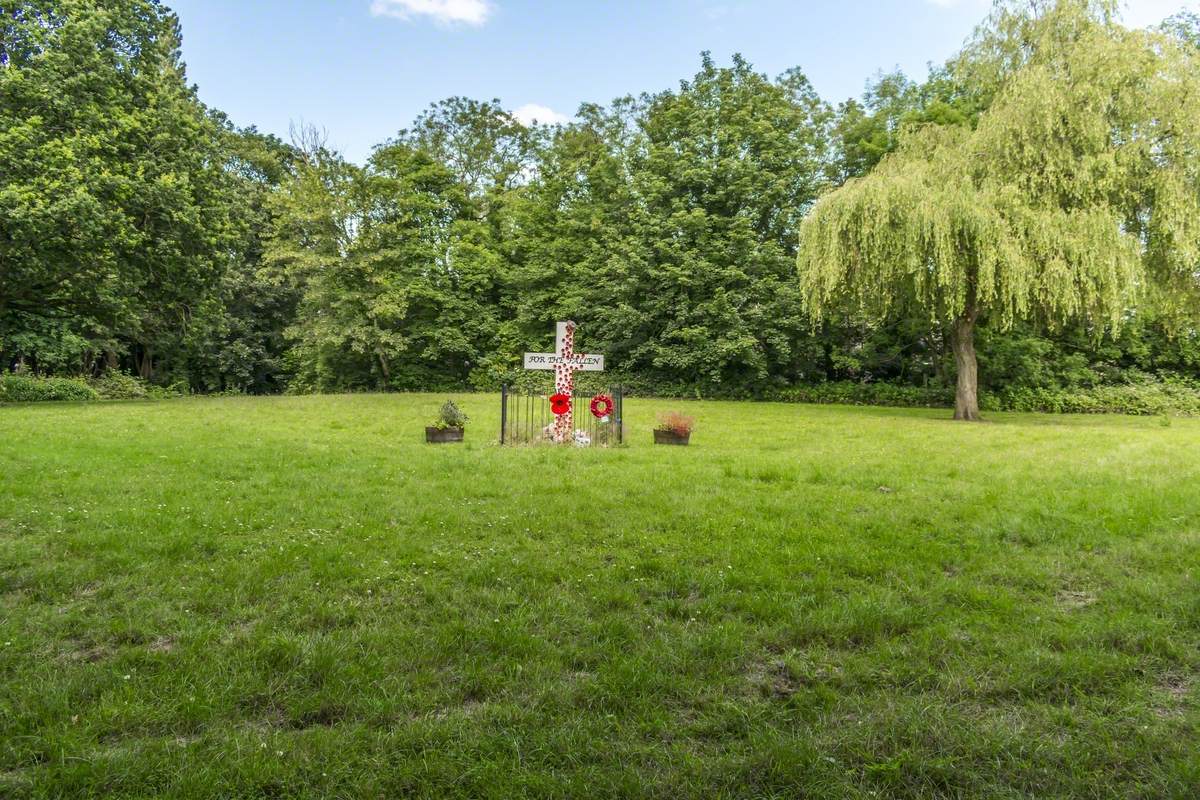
<box><xmin>395</xmin><ymin>96</ymin><xmax>539</xmax><ymax>202</ymax></box>
<box><xmin>983</xmin><ymin>376</ymin><xmax>1200</xmax><ymax>416</ymax></box>
<box><xmin>0</xmin><ymin>370</ymin><xmax>188</xmax><ymax>403</ymax></box>
<box><xmin>511</xmin><ymin>55</ymin><xmax>833</xmax><ymax>394</ymax></box>
<box><xmin>268</xmin><ymin>55</ymin><xmax>836</xmax><ymax>397</ymax></box>
<box><xmin>799</xmin><ymin>1</ymin><xmax>1200</xmax><ymax>417</ymax></box>
<box><xmin>761</xmin><ymin>376</ymin><xmax>1200</xmax><ymax>417</ymax></box>
<box><xmin>0</xmin><ymin>0</ymin><xmax>234</xmax><ymax>379</ymax></box>
<box><xmin>269</xmin><ymin>135</ymin><xmax>499</xmax><ymax>393</ymax></box>
<box><xmin>1162</xmin><ymin>11</ymin><xmax>1200</xmax><ymax>50</ymax></box>
<box><xmin>88</xmin><ymin>371</ymin><xmax>150</xmax><ymax>400</ymax></box>
<box><xmin>430</xmin><ymin>398</ymin><xmax>469</xmax><ymax>430</ymax></box>
<box><xmin>767</xmin><ymin>381</ymin><xmax>954</xmax><ymax>409</ymax></box>
<box><xmin>0</xmin><ymin>374</ymin><xmax>97</xmax><ymax>403</ymax></box>
<box><xmin>174</xmin><ymin>127</ymin><xmax>300</xmax><ymax>394</ymax></box>
<box><xmin>0</xmin><ymin>314</ymin><xmax>100</xmax><ymax>376</ymax></box>
<box><xmin>829</xmin><ymin>69</ymin><xmax>981</xmax><ymax>182</ymax></box>
<box><xmin>87</xmin><ymin>371</ymin><xmax>185</xmax><ymax>400</ymax></box>
<box><xmin>4</xmin><ymin>5</ymin><xmax>1200</xmax><ymax>410</ymax></box>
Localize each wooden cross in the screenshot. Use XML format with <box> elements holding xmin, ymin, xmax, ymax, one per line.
<box><xmin>523</xmin><ymin>321</ymin><xmax>604</xmax><ymax>442</ymax></box>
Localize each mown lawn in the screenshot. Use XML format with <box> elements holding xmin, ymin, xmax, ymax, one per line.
<box><xmin>1</xmin><ymin>394</ymin><xmax>1198</xmax><ymax>799</ymax></box>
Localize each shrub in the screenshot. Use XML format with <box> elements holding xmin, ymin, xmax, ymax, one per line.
<box><xmin>655</xmin><ymin>411</ymin><xmax>695</xmax><ymax>436</ymax></box>
<box><xmin>765</xmin><ymin>382</ymin><xmax>954</xmax><ymax>409</ymax></box>
<box><xmin>90</xmin><ymin>371</ymin><xmax>150</xmax><ymax>399</ymax></box>
<box><xmin>151</xmin><ymin>380</ymin><xmax>191</xmax><ymax>399</ymax></box>
<box><xmin>756</xmin><ymin>377</ymin><xmax>1200</xmax><ymax>416</ymax></box>
<box><xmin>89</xmin><ymin>372</ymin><xmax>188</xmax><ymax>400</ymax></box>
<box><xmin>983</xmin><ymin>378</ymin><xmax>1200</xmax><ymax>416</ymax></box>
<box><xmin>760</xmin><ymin>377</ymin><xmax>1200</xmax><ymax>416</ymax></box>
<box><xmin>430</xmin><ymin>399</ymin><xmax>468</xmax><ymax>430</ymax></box>
<box><xmin>0</xmin><ymin>374</ymin><xmax>98</xmax><ymax>403</ymax></box>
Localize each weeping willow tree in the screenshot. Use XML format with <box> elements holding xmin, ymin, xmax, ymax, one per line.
<box><xmin>798</xmin><ymin>0</ymin><xmax>1200</xmax><ymax>420</ymax></box>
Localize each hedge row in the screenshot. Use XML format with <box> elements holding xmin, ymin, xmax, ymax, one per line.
<box><xmin>4</xmin><ymin>372</ymin><xmax>1200</xmax><ymax>416</ymax></box>
<box><xmin>0</xmin><ymin>373</ymin><xmax>186</xmax><ymax>403</ymax></box>
<box><xmin>765</xmin><ymin>382</ymin><xmax>953</xmax><ymax>409</ymax></box>
<box><xmin>981</xmin><ymin>382</ymin><xmax>1200</xmax><ymax>416</ymax></box>
<box><xmin>761</xmin><ymin>379</ymin><xmax>1200</xmax><ymax>416</ymax></box>
<box><xmin>88</xmin><ymin>372</ymin><xmax>189</xmax><ymax>400</ymax></box>
<box><xmin>0</xmin><ymin>374</ymin><xmax>99</xmax><ymax>402</ymax></box>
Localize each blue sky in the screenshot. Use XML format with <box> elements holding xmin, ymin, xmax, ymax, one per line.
<box><xmin>169</xmin><ymin>0</ymin><xmax>1196</xmax><ymax>163</ymax></box>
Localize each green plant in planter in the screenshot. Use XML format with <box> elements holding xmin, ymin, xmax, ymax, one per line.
<box><xmin>430</xmin><ymin>400</ymin><xmax>468</xmax><ymax>431</ymax></box>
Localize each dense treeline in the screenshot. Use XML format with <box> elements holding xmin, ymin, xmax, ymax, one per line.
<box><xmin>3</xmin><ymin>0</ymin><xmax>1199</xmax><ymax>401</ymax></box>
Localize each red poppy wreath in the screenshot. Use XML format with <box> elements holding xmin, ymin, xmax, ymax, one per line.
<box><xmin>589</xmin><ymin>394</ymin><xmax>614</xmax><ymax>419</ymax></box>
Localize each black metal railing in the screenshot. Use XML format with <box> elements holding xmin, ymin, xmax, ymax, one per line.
<box><xmin>500</xmin><ymin>384</ymin><xmax>623</xmax><ymax>446</ymax></box>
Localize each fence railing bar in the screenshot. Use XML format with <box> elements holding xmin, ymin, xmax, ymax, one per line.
<box><xmin>499</xmin><ymin>384</ymin><xmax>623</xmax><ymax>447</ymax></box>
<box><xmin>500</xmin><ymin>383</ymin><xmax>507</xmax><ymax>444</ymax></box>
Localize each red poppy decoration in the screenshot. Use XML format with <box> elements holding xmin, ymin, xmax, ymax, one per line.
<box><xmin>589</xmin><ymin>393</ymin><xmax>614</xmax><ymax>419</ymax></box>
<box><xmin>549</xmin><ymin>393</ymin><xmax>571</xmax><ymax>416</ymax></box>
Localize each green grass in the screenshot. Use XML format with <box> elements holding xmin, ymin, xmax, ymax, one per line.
<box><xmin>1</xmin><ymin>394</ymin><xmax>1198</xmax><ymax>799</ymax></box>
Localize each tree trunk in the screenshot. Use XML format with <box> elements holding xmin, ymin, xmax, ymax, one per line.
<box><xmin>950</xmin><ymin>310</ymin><xmax>981</xmax><ymax>421</ymax></box>
<box><xmin>138</xmin><ymin>346</ymin><xmax>153</xmax><ymax>380</ymax></box>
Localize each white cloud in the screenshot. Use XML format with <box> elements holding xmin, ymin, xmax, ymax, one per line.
<box><xmin>512</xmin><ymin>103</ymin><xmax>570</xmax><ymax>126</ymax></box>
<box><xmin>369</xmin><ymin>0</ymin><xmax>492</xmax><ymax>26</ymax></box>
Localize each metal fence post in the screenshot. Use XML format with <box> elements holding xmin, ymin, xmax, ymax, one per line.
<box><xmin>500</xmin><ymin>383</ymin><xmax>508</xmax><ymax>445</ymax></box>
<box><xmin>615</xmin><ymin>384</ymin><xmax>623</xmax><ymax>445</ymax></box>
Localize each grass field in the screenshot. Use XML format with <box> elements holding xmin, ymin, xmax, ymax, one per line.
<box><xmin>1</xmin><ymin>394</ymin><xmax>1199</xmax><ymax>798</ymax></box>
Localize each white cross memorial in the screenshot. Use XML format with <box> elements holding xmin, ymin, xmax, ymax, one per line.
<box><xmin>524</xmin><ymin>321</ymin><xmax>604</xmax><ymax>443</ymax></box>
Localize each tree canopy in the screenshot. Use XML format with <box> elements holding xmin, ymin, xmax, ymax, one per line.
<box><xmin>4</xmin><ymin>0</ymin><xmax>1200</xmax><ymax>411</ymax></box>
<box><xmin>0</xmin><ymin>0</ymin><xmax>233</xmax><ymax>378</ymax></box>
<box><xmin>798</xmin><ymin>0</ymin><xmax>1200</xmax><ymax>418</ymax></box>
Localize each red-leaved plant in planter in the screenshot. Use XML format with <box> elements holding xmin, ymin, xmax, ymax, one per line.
<box><xmin>655</xmin><ymin>411</ymin><xmax>694</xmax><ymax>437</ymax></box>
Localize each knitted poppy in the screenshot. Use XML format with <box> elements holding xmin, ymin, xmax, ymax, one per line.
<box><xmin>550</xmin><ymin>393</ymin><xmax>571</xmax><ymax>415</ymax></box>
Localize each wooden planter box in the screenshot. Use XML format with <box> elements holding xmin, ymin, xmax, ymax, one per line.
<box><xmin>425</xmin><ymin>426</ymin><xmax>464</xmax><ymax>443</ymax></box>
<box><xmin>653</xmin><ymin>429</ymin><xmax>690</xmax><ymax>446</ymax></box>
